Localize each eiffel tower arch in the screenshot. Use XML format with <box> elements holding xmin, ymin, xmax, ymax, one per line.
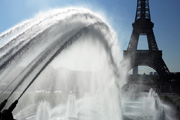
<box><xmin>123</xmin><ymin>0</ymin><xmax>171</xmax><ymax>80</ymax></box>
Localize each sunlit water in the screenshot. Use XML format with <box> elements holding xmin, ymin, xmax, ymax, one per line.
<box><xmin>0</xmin><ymin>8</ymin><xmax>176</xmax><ymax>120</ymax></box>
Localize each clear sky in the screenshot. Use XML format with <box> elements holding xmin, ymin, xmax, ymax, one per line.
<box><xmin>0</xmin><ymin>0</ymin><xmax>180</xmax><ymax>73</ymax></box>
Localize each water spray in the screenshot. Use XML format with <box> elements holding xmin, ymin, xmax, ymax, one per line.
<box><xmin>0</xmin><ymin>57</ymin><xmax>54</xmax><ymax>119</ymax></box>
<box><xmin>17</xmin><ymin>28</ymin><xmax>77</xmax><ymax>100</ymax></box>
<box><xmin>0</xmin><ymin>26</ymin><xmax>85</xmax><ymax>118</ymax></box>
<box><xmin>0</xmin><ymin>76</ymin><xmax>19</xmax><ymax>98</ymax></box>
<box><xmin>0</xmin><ymin>13</ymin><xmax>91</xmax><ymax>100</ymax></box>
<box><xmin>0</xmin><ymin>22</ymin><xmax>117</xmax><ymax>115</ymax></box>
<box><xmin>0</xmin><ymin>10</ymin><xmax>123</xmax><ymax>119</ymax></box>
<box><xmin>1</xmin><ymin>27</ymin><xmax>60</xmax><ymax>100</ymax></box>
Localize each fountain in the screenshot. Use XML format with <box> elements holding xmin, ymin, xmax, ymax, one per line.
<box><xmin>0</xmin><ymin>8</ymin><xmax>177</xmax><ymax>120</ymax></box>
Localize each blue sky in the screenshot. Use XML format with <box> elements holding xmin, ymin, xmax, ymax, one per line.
<box><xmin>0</xmin><ymin>0</ymin><xmax>180</xmax><ymax>73</ymax></box>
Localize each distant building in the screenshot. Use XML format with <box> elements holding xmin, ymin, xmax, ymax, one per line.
<box><xmin>154</xmin><ymin>72</ymin><xmax>158</xmax><ymax>76</ymax></box>
<box><xmin>149</xmin><ymin>72</ymin><xmax>153</xmax><ymax>75</ymax></box>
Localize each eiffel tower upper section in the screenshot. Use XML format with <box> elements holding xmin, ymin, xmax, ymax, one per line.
<box><xmin>127</xmin><ymin>0</ymin><xmax>159</xmax><ymax>51</ymax></box>
<box><xmin>135</xmin><ymin>0</ymin><xmax>151</xmax><ymax>21</ymax></box>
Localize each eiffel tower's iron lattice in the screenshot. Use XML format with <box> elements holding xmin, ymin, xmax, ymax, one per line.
<box><xmin>123</xmin><ymin>0</ymin><xmax>171</xmax><ymax>80</ymax></box>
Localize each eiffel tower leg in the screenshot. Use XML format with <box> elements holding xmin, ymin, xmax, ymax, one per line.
<box><xmin>153</xmin><ymin>58</ymin><xmax>171</xmax><ymax>80</ymax></box>
<box><xmin>127</xmin><ymin>29</ymin><xmax>139</xmax><ymax>51</ymax></box>
<box><xmin>147</xmin><ymin>29</ymin><xmax>159</xmax><ymax>50</ymax></box>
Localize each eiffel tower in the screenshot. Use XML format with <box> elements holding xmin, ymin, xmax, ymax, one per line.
<box><xmin>123</xmin><ymin>0</ymin><xmax>171</xmax><ymax>80</ymax></box>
